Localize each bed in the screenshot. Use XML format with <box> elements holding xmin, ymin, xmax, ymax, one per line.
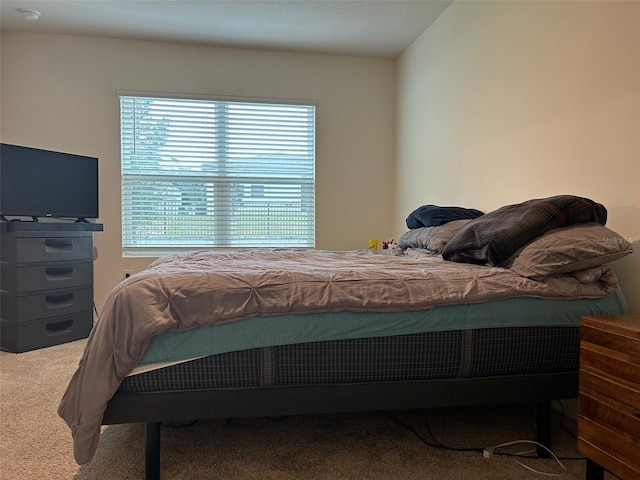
<box><xmin>58</xmin><ymin>195</ymin><xmax>633</xmax><ymax>480</ymax></box>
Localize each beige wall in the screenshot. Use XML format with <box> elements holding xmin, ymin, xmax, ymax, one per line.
<box><xmin>0</xmin><ymin>33</ymin><xmax>396</xmax><ymax>309</ymax></box>
<box><xmin>2</xmin><ymin>2</ymin><xmax>639</xmax><ymax>313</ymax></box>
<box><xmin>396</xmin><ymin>1</ymin><xmax>640</xmax><ymax>312</ymax></box>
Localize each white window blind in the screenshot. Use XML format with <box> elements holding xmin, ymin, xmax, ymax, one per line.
<box><xmin>120</xmin><ymin>95</ymin><xmax>316</xmax><ymax>253</ymax></box>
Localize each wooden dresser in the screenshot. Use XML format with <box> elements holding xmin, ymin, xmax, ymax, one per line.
<box><xmin>578</xmin><ymin>314</ymin><xmax>640</xmax><ymax>480</ymax></box>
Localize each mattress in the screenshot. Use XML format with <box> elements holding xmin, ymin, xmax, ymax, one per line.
<box><xmin>120</xmin><ymin>325</ymin><xmax>581</xmax><ymax>394</ymax></box>
<box><xmin>133</xmin><ymin>289</ymin><xmax>627</xmax><ymax>371</ymax></box>
<box><xmin>121</xmin><ymin>289</ymin><xmax>626</xmax><ymax>393</ymax></box>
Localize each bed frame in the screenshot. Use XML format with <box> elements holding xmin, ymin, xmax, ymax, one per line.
<box><xmin>102</xmin><ymin>371</ymin><xmax>577</xmax><ymax>480</ymax></box>
<box><xmin>81</xmin><ymin>196</ymin><xmax>627</xmax><ymax>480</ymax></box>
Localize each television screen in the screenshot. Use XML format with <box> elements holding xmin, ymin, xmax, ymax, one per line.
<box><xmin>0</xmin><ymin>143</ymin><xmax>99</xmax><ymax>220</ymax></box>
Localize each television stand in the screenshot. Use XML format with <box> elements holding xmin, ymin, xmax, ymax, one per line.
<box><xmin>0</xmin><ymin>221</ymin><xmax>103</xmax><ymax>352</ymax></box>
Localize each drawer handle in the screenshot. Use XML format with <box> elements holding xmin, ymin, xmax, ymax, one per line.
<box><xmin>45</xmin><ymin>266</ymin><xmax>74</xmax><ymax>276</ymax></box>
<box><xmin>46</xmin><ymin>319</ymin><xmax>74</xmax><ymax>333</ymax></box>
<box><xmin>44</xmin><ymin>238</ymin><xmax>74</xmax><ymax>248</ymax></box>
<box><xmin>45</xmin><ymin>292</ymin><xmax>74</xmax><ymax>304</ymax></box>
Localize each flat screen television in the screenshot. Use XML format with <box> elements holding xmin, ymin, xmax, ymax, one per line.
<box><xmin>0</xmin><ymin>143</ymin><xmax>99</xmax><ymax>221</ymax></box>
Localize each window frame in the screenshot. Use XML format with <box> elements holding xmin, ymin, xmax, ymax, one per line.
<box><xmin>118</xmin><ymin>91</ymin><xmax>317</xmax><ymax>257</ymax></box>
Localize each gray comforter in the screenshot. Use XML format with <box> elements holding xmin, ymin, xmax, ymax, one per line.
<box><xmin>58</xmin><ymin>248</ymin><xmax>619</xmax><ymax>464</ymax></box>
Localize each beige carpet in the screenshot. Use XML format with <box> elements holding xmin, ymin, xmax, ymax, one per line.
<box><xmin>0</xmin><ymin>339</ymin><xmax>615</xmax><ymax>480</ymax></box>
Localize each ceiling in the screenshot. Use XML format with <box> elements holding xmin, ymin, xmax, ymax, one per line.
<box><xmin>0</xmin><ymin>0</ymin><xmax>452</xmax><ymax>58</ymax></box>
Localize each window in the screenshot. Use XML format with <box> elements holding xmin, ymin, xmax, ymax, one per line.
<box><xmin>119</xmin><ymin>94</ymin><xmax>316</xmax><ymax>255</ymax></box>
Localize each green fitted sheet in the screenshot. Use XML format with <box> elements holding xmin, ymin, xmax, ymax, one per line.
<box><xmin>139</xmin><ymin>289</ymin><xmax>627</xmax><ymax>366</ymax></box>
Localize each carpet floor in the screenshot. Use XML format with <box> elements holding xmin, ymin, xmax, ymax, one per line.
<box><xmin>0</xmin><ymin>339</ymin><xmax>616</xmax><ymax>480</ymax></box>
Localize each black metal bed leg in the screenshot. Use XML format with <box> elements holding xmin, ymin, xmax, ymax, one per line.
<box><xmin>585</xmin><ymin>458</ymin><xmax>605</xmax><ymax>480</ymax></box>
<box><xmin>535</xmin><ymin>401</ymin><xmax>551</xmax><ymax>458</ymax></box>
<box><xmin>145</xmin><ymin>422</ymin><xmax>161</xmax><ymax>480</ymax></box>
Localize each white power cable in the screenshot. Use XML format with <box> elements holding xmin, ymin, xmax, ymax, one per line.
<box><xmin>483</xmin><ymin>440</ymin><xmax>567</xmax><ymax>477</ymax></box>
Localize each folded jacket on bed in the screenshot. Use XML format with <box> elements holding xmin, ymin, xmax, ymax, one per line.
<box><xmin>405</xmin><ymin>204</ymin><xmax>484</xmax><ymax>228</ymax></box>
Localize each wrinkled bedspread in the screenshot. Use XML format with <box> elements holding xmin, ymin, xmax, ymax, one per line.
<box><xmin>58</xmin><ymin>248</ymin><xmax>619</xmax><ymax>464</ymax></box>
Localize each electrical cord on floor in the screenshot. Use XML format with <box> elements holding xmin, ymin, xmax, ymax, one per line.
<box><xmin>553</xmin><ymin>400</ymin><xmax>579</xmax><ymax>441</ymax></box>
<box><xmin>383</xmin><ymin>411</ymin><xmax>483</xmax><ymax>453</ymax></box>
<box><xmin>384</xmin><ymin>409</ymin><xmax>586</xmax><ymax>477</ymax></box>
<box><xmin>483</xmin><ymin>440</ymin><xmax>567</xmax><ymax>477</ymax></box>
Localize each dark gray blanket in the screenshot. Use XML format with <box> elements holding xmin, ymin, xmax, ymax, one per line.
<box><xmin>441</xmin><ymin>195</ymin><xmax>607</xmax><ymax>266</ymax></box>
